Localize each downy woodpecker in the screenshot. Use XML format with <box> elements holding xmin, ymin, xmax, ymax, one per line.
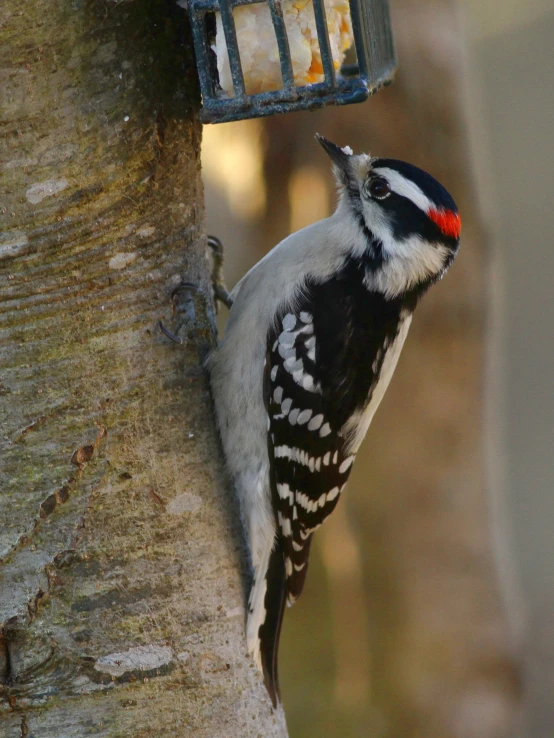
<box><xmin>209</xmin><ymin>135</ymin><xmax>461</xmax><ymax>706</ymax></box>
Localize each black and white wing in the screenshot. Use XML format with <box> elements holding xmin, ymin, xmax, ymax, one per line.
<box><xmin>265</xmin><ymin>309</ymin><xmax>356</xmax><ymax>604</ymax></box>
<box><xmin>258</xmin><ymin>272</ymin><xmax>409</xmax><ymax>705</ymax></box>
<box><xmin>259</xmin><ymin>307</ymin><xmax>356</xmax><ymax>705</ymax></box>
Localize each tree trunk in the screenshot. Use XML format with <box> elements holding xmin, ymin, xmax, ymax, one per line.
<box><xmin>0</xmin><ymin>1</ymin><xmax>287</xmax><ymax>735</ymax></box>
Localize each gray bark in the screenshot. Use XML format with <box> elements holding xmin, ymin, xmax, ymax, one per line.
<box><xmin>0</xmin><ymin>1</ymin><xmax>287</xmax><ymax>735</ymax></box>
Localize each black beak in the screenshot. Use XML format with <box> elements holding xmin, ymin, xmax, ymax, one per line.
<box><xmin>315</xmin><ymin>134</ymin><xmax>352</xmax><ymax>171</ymax></box>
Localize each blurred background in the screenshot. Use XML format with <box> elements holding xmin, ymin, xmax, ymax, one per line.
<box><xmin>201</xmin><ymin>0</ymin><xmax>554</xmax><ymax>735</ymax></box>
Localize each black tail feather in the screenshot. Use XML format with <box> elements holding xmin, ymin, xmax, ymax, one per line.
<box><xmin>259</xmin><ymin>540</ymin><xmax>287</xmax><ymax>707</ymax></box>
<box><xmin>286</xmin><ymin>534</ymin><xmax>313</xmax><ymax>603</ymax></box>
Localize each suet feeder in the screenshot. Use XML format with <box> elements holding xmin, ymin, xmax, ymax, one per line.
<box><xmin>189</xmin><ymin>0</ymin><xmax>396</xmax><ymax>123</ymax></box>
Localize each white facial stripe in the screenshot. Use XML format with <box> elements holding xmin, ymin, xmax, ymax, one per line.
<box><xmin>372</xmin><ymin>167</ymin><xmax>432</xmax><ymax>214</ymax></box>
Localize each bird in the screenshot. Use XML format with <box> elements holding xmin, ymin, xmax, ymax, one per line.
<box><xmin>208</xmin><ymin>134</ymin><xmax>461</xmax><ymax>706</ymax></box>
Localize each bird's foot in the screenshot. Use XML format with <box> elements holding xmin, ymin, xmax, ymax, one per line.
<box><xmin>208</xmin><ymin>235</ymin><xmax>233</xmax><ymax>312</ymax></box>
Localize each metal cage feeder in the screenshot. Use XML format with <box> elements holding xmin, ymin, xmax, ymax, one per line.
<box><xmin>189</xmin><ymin>0</ymin><xmax>396</xmax><ymax>123</ymax></box>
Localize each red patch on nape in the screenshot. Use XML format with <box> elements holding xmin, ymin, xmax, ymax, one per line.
<box><xmin>428</xmin><ymin>208</ymin><xmax>461</xmax><ymax>239</ymax></box>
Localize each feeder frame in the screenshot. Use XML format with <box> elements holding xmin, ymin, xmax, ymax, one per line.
<box><xmin>189</xmin><ymin>0</ymin><xmax>396</xmax><ymax>123</ymax></box>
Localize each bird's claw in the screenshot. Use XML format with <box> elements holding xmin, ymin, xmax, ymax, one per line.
<box><xmin>208</xmin><ymin>235</ymin><xmax>233</xmax><ymax>311</ymax></box>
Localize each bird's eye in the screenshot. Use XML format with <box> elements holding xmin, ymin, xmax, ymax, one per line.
<box><xmin>368</xmin><ymin>178</ymin><xmax>391</xmax><ymax>199</ymax></box>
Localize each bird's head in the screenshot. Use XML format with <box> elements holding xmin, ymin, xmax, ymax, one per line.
<box><xmin>317</xmin><ymin>135</ymin><xmax>461</xmax><ymax>299</ymax></box>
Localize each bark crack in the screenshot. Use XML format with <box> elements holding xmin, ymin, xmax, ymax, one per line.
<box><xmin>11</xmin><ymin>401</ymin><xmax>70</xmax><ymax>444</ymax></box>
<box><xmin>1</xmin><ymin>426</ymin><xmax>107</xmax><ymax>564</ymax></box>
<box><xmin>0</xmin><ymin>634</ymin><xmax>10</xmax><ymax>683</ymax></box>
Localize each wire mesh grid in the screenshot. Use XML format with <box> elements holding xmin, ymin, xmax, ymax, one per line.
<box><xmin>189</xmin><ymin>0</ymin><xmax>396</xmax><ymax>123</ymax></box>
